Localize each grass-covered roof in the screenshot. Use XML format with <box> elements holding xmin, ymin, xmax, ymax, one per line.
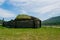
<box><xmin>16</xmin><ymin>14</ymin><xmax>31</xmax><ymax>19</ymax></box>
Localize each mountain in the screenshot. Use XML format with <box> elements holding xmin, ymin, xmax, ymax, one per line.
<box><xmin>42</xmin><ymin>16</ymin><xmax>60</xmax><ymax>25</ymax></box>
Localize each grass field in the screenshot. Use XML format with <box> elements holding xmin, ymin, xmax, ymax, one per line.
<box><xmin>0</xmin><ymin>25</ymin><xmax>60</xmax><ymax>40</ymax></box>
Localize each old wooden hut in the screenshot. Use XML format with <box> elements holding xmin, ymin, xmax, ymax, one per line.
<box><xmin>3</xmin><ymin>14</ymin><xmax>41</xmax><ymax>28</ymax></box>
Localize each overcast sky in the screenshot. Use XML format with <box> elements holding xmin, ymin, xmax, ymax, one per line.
<box><xmin>0</xmin><ymin>0</ymin><xmax>60</xmax><ymax>21</ymax></box>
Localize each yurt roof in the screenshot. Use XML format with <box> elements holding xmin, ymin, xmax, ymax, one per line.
<box><xmin>15</xmin><ymin>14</ymin><xmax>31</xmax><ymax>19</ymax></box>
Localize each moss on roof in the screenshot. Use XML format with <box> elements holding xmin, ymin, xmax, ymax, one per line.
<box><xmin>16</xmin><ymin>14</ymin><xmax>31</xmax><ymax>19</ymax></box>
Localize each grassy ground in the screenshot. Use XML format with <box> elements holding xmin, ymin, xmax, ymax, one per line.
<box><xmin>0</xmin><ymin>25</ymin><xmax>60</xmax><ymax>40</ymax></box>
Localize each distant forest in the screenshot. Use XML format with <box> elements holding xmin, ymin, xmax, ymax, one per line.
<box><xmin>42</xmin><ymin>16</ymin><xmax>60</xmax><ymax>25</ymax></box>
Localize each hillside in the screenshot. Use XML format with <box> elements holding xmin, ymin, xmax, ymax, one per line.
<box><xmin>42</xmin><ymin>16</ymin><xmax>60</xmax><ymax>25</ymax></box>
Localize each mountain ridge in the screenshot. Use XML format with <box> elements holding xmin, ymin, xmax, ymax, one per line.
<box><xmin>42</xmin><ymin>16</ymin><xmax>60</xmax><ymax>25</ymax></box>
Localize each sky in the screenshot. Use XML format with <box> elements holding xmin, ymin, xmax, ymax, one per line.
<box><xmin>0</xmin><ymin>0</ymin><xmax>60</xmax><ymax>21</ymax></box>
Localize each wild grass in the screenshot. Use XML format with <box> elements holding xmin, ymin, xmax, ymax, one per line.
<box><xmin>0</xmin><ymin>25</ymin><xmax>60</xmax><ymax>40</ymax></box>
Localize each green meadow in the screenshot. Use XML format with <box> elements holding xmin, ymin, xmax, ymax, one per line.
<box><xmin>0</xmin><ymin>25</ymin><xmax>60</xmax><ymax>40</ymax></box>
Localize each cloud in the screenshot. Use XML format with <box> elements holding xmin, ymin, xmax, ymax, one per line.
<box><xmin>48</xmin><ymin>8</ymin><xmax>60</xmax><ymax>17</ymax></box>
<box><xmin>9</xmin><ymin>0</ymin><xmax>60</xmax><ymax>7</ymax></box>
<box><xmin>7</xmin><ymin>0</ymin><xmax>60</xmax><ymax>20</ymax></box>
<box><xmin>20</xmin><ymin>10</ymin><xmax>28</xmax><ymax>14</ymax></box>
<box><xmin>0</xmin><ymin>0</ymin><xmax>5</xmax><ymax>5</ymax></box>
<box><xmin>0</xmin><ymin>0</ymin><xmax>60</xmax><ymax>21</ymax></box>
<box><xmin>33</xmin><ymin>2</ymin><xmax>60</xmax><ymax>14</ymax></box>
<box><xmin>0</xmin><ymin>8</ymin><xmax>16</xmax><ymax>18</ymax></box>
<box><xmin>9</xmin><ymin>0</ymin><xmax>60</xmax><ymax>13</ymax></box>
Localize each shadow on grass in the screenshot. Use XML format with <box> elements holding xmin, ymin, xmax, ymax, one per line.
<box><xmin>0</xmin><ymin>25</ymin><xmax>41</xmax><ymax>29</ymax></box>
